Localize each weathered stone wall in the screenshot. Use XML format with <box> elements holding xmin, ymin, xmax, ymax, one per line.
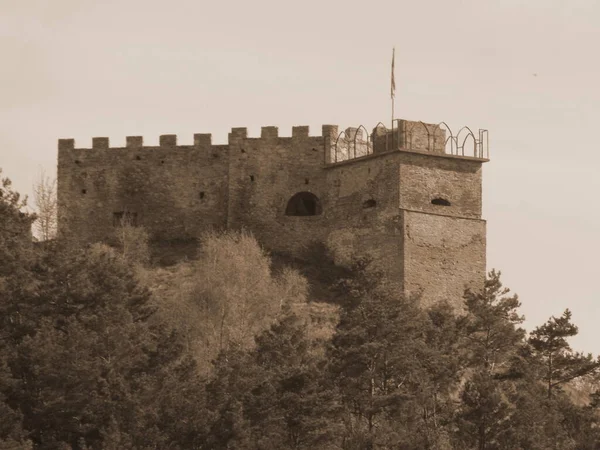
<box><xmin>372</xmin><ymin>120</ymin><xmax>446</xmax><ymax>154</ymax></box>
<box><xmin>56</xmin><ymin>117</ymin><xmax>489</xmax><ymax>310</ymax></box>
<box><xmin>226</xmin><ymin>126</ymin><xmax>330</xmax><ymax>255</ymax></box>
<box><xmin>401</xmin><ymin>210</ymin><xmax>486</xmax><ymax>309</ymax></box>
<box><xmin>331</xmin><ymin>127</ymin><xmax>373</xmax><ymax>162</ymax></box>
<box><xmin>398</xmin><ymin>152</ymin><xmax>482</xmax><ymax>219</ymax></box>
<box><xmin>57</xmin><ymin>135</ymin><xmax>228</xmax><ymax>244</ymax></box>
<box><xmin>322</xmin><ymin>148</ymin><xmax>486</xmax><ymax>303</ymax></box>
<box><xmin>323</xmin><ymin>152</ymin><xmax>402</xmax><ymax>280</ymax></box>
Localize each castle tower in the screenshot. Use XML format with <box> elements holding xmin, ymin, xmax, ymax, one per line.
<box><xmin>56</xmin><ymin>118</ymin><xmax>489</xmax><ymax>309</ymax></box>
<box><xmin>322</xmin><ymin>119</ymin><xmax>488</xmax><ymax>309</ymax></box>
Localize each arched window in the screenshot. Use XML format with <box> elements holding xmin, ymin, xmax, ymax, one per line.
<box><xmin>431</xmin><ymin>198</ymin><xmax>451</xmax><ymax>206</ymax></box>
<box><xmin>285</xmin><ymin>192</ymin><xmax>322</xmax><ymax>216</ymax></box>
<box><xmin>362</xmin><ymin>199</ymin><xmax>377</xmax><ymax>208</ymax></box>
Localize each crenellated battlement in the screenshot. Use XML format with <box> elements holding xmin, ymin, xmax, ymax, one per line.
<box><xmin>58</xmin><ymin>121</ymin><xmax>489</xmax><ymax>169</ymax></box>
<box><xmin>56</xmin><ymin>115</ymin><xmax>489</xmax><ymax>310</ymax></box>
<box><xmin>227</xmin><ymin>125</ymin><xmax>340</xmax><ymax>142</ymax></box>
<box><xmin>58</xmin><ymin>134</ymin><xmax>214</xmax><ymax>150</ymax></box>
<box><xmin>57</xmin><ymin>125</ymin><xmax>345</xmax><ymax>151</ymax></box>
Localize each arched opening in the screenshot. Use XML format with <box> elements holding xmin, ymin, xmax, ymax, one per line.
<box><xmin>285</xmin><ymin>192</ymin><xmax>322</xmax><ymax>216</ymax></box>
<box><xmin>431</xmin><ymin>198</ymin><xmax>451</xmax><ymax>206</ymax></box>
<box><xmin>363</xmin><ymin>199</ymin><xmax>377</xmax><ymax>208</ymax></box>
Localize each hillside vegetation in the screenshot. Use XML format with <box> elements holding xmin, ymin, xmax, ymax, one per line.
<box><xmin>1</xmin><ymin>167</ymin><xmax>600</xmax><ymax>450</ymax></box>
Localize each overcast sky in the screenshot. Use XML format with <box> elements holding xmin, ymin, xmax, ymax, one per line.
<box><xmin>2</xmin><ymin>0</ymin><xmax>599</xmax><ymax>352</ymax></box>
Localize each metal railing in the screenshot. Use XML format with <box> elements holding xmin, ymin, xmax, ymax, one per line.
<box><xmin>331</xmin><ymin>120</ymin><xmax>489</xmax><ymax>163</ymax></box>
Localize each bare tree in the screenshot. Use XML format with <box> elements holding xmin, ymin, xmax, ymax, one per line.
<box><xmin>32</xmin><ymin>168</ymin><xmax>57</xmax><ymax>241</ymax></box>
<box><xmin>115</xmin><ymin>212</ymin><xmax>150</xmax><ymax>266</ymax></box>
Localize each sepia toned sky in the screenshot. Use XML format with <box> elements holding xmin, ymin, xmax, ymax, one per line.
<box><xmin>1</xmin><ymin>0</ymin><xmax>599</xmax><ymax>352</ymax></box>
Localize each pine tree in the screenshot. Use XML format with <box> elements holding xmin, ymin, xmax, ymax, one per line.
<box><xmin>205</xmin><ymin>313</ymin><xmax>341</xmax><ymax>449</ymax></box>
<box><xmin>0</xmin><ymin>169</ymin><xmax>36</xmax><ymax>448</ymax></box>
<box><xmin>1</xmin><ymin>241</ymin><xmax>196</xmax><ymax>448</ymax></box>
<box><xmin>529</xmin><ymin>309</ymin><xmax>600</xmax><ymax>399</ymax></box>
<box><xmin>455</xmin><ymin>270</ymin><xmax>526</xmax><ymax>450</ymax></box>
<box><xmin>327</xmin><ymin>258</ymin><xmax>465</xmax><ymax>448</ymax></box>
<box><xmin>459</xmin><ymin>269</ymin><xmax>525</xmax><ymax>376</ymax></box>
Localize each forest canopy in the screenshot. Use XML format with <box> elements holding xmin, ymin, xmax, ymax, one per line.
<box><xmin>1</xmin><ymin>167</ymin><xmax>599</xmax><ymax>450</ymax></box>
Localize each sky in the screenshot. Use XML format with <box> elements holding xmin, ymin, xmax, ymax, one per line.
<box><xmin>1</xmin><ymin>0</ymin><xmax>599</xmax><ymax>352</ymax></box>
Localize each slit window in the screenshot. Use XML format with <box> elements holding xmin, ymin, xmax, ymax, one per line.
<box><xmin>285</xmin><ymin>192</ymin><xmax>322</xmax><ymax>216</ymax></box>
<box><xmin>431</xmin><ymin>198</ymin><xmax>451</xmax><ymax>206</ymax></box>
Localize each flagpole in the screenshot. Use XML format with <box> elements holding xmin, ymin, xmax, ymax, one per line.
<box><xmin>392</xmin><ymin>99</ymin><xmax>394</xmax><ymax>140</ymax></box>
<box><xmin>391</xmin><ymin>99</ymin><xmax>394</xmax><ymax>149</ymax></box>
<box><xmin>391</xmin><ymin>47</ymin><xmax>396</xmax><ymax>149</ymax></box>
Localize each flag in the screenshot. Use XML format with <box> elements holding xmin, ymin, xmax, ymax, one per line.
<box><xmin>391</xmin><ymin>47</ymin><xmax>396</xmax><ymax>100</ymax></box>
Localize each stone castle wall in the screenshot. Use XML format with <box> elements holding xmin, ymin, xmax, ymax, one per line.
<box><xmin>57</xmin><ymin>135</ymin><xmax>229</xmax><ymax>244</ymax></box>
<box><xmin>56</xmin><ymin>118</ymin><xmax>489</xmax><ymax>307</ymax></box>
<box><xmin>225</xmin><ymin>126</ymin><xmax>330</xmax><ymax>254</ymax></box>
<box><xmin>401</xmin><ymin>211</ymin><xmax>486</xmax><ymax>310</ymax></box>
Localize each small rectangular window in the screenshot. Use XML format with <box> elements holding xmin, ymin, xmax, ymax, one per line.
<box><xmin>113</xmin><ymin>211</ymin><xmax>138</xmax><ymax>227</ymax></box>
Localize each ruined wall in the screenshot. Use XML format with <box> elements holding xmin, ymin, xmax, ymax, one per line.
<box><xmin>401</xmin><ymin>210</ymin><xmax>486</xmax><ymax>309</ymax></box>
<box><xmin>57</xmin><ymin>135</ymin><xmax>229</xmax><ymax>244</ymax></box>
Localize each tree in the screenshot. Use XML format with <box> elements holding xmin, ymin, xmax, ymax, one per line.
<box><xmin>0</xmin><ymin>168</ymin><xmax>35</xmax><ymax>278</ymax></box>
<box><xmin>113</xmin><ymin>213</ymin><xmax>151</xmax><ymax>266</ymax></box>
<box><xmin>205</xmin><ymin>313</ymin><xmax>342</xmax><ymax>449</ymax></box>
<box><xmin>454</xmin><ymin>275</ymin><xmax>600</xmax><ymax>449</ymax></box>
<box><xmin>1</xmin><ymin>243</ymin><xmax>198</xmax><ymax>449</ymax></box>
<box><xmin>455</xmin><ymin>270</ymin><xmax>527</xmax><ymax>450</ymax></box>
<box><xmin>529</xmin><ymin>309</ymin><xmax>600</xmax><ymax>399</ymax></box>
<box><xmin>32</xmin><ymin>168</ymin><xmax>57</xmax><ymax>241</ymax></box>
<box><xmin>418</xmin><ymin>301</ymin><xmax>468</xmax><ymax>448</ymax></box>
<box><xmin>328</xmin><ymin>258</ymin><xmax>461</xmax><ymax>449</ymax></box>
<box><xmin>184</xmin><ymin>230</ymin><xmax>307</xmax><ymax>367</ymax></box>
<box><xmin>459</xmin><ymin>269</ymin><xmax>526</xmax><ymax>376</ymax></box>
<box><xmin>250</xmin><ymin>314</ymin><xmax>342</xmax><ymax>449</ymax></box>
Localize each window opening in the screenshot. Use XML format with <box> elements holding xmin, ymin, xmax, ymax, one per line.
<box><xmin>431</xmin><ymin>198</ymin><xmax>451</xmax><ymax>206</ymax></box>
<box><xmin>113</xmin><ymin>211</ymin><xmax>138</xmax><ymax>227</ymax></box>
<box><xmin>285</xmin><ymin>192</ymin><xmax>322</xmax><ymax>216</ymax></box>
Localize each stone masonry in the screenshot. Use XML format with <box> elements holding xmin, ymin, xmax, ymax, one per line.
<box><xmin>56</xmin><ymin>118</ymin><xmax>490</xmax><ymax>309</ymax></box>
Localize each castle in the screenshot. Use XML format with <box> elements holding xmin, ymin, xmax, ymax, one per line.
<box><xmin>57</xmin><ymin>118</ymin><xmax>489</xmax><ymax>308</ymax></box>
